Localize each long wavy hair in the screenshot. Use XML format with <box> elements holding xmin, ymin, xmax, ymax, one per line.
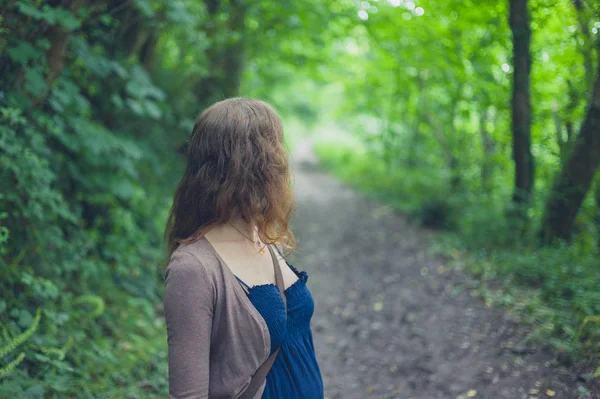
<box><xmin>164</xmin><ymin>97</ymin><xmax>296</xmax><ymax>264</ymax></box>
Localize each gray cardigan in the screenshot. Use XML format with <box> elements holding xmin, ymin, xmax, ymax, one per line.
<box><xmin>163</xmin><ymin>236</ymin><xmax>271</xmax><ymax>399</ymax></box>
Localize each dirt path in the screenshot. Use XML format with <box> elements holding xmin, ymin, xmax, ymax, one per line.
<box><xmin>287</xmin><ymin>140</ymin><xmax>589</xmax><ymax>399</ymax></box>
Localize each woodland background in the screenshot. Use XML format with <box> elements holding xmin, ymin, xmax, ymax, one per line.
<box><xmin>0</xmin><ymin>0</ymin><xmax>599</xmax><ymax>397</ymax></box>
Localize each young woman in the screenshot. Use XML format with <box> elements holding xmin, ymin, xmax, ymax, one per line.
<box><xmin>163</xmin><ymin>97</ymin><xmax>324</xmax><ymax>399</ymax></box>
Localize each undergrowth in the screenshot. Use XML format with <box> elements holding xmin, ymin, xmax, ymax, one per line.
<box><xmin>314</xmin><ymin>141</ymin><xmax>600</xmax><ymax>372</ymax></box>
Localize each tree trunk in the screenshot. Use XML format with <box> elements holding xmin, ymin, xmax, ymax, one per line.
<box><xmin>407</xmin><ymin>77</ymin><xmax>424</xmax><ymax>169</ymax></box>
<box><xmin>572</xmin><ymin>0</ymin><xmax>600</xmax><ymax>247</ymax></box>
<box><xmin>420</xmin><ymin>77</ymin><xmax>462</xmax><ymax>193</ymax></box>
<box><xmin>595</xmin><ymin>174</ymin><xmax>600</xmax><ymax>245</ymax></box>
<box><xmin>480</xmin><ymin>106</ymin><xmax>496</xmax><ymax>193</ymax></box>
<box><xmin>540</xmin><ymin>57</ymin><xmax>600</xmax><ymax>243</ymax></box>
<box><xmin>448</xmin><ymin>86</ymin><xmax>463</xmax><ymax>193</ymax></box>
<box><xmin>509</xmin><ymin>0</ymin><xmax>534</xmax><ymax>208</ymax></box>
<box><xmin>572</xmin><ymin>0</ymin><xmax>594</xmax><ymax>93</ymax></box>
<box><xmin>551</xmin><ymin>101</ymin><xmax>568</xmax><ymax>164</ymax></box>
<box><xmin>596</xmin><ymin>168</ymin><xmax>600</xmax><ymax>248</ymax></box>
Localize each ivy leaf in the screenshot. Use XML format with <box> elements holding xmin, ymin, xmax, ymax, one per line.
<box><xmin>111</xmin><ymin>179</ymin><xmax>137</xmax><ymax>200</ymax></box>
<box><xmin>134</xmin><ymin>0</ymin><xmax>155</xmax><ymax>17</ymax></box>
<box><xmin>18</xmin><ymin>310</ymin><xmax>33</xmax><ymax>328</ymax></box>
<box><xmin>16</xmin><ymin>1</ymin><xmax>45</xmax><ymax>19</ymax></box>
<box><xmin>24</xmin><ymin>69</ymin><xmax>48</xmax><ymax>96</ymax></box>
<box><xmin>125</xmin><ymin>80</ymin><xmax>145</xmax><ymax>98</ymax></box>
<box><xmin>6</xmin><ymin>41</ymin><xmax>42</xmax><ymax>65</ymax></box>
<box><xmin>111</xmin><ymin>61</ymin><xmax>129</xmax><ymax>79</ymax></box>
<box><xmin>144</xmin><ymin>101</ymin><xmax>162</xmax><ymax>119</ymax></box>
<box><xmin>110</xmin><ymin>94</ymin><xmax>124</xmax><ymax>110</ymax></box>
<box><xmin>52</xmin><ymin>8</ymin><xmax>80</xmax><ymax>30</ymax></box>
<box><xmin>36</xmin><ymin>38</ymin><xmax>51</xmax><ymax>50</ymax></box>
<box><xmin>144</xmin><ymin>86</ymin><xmax>166</xmax><ymax>101</ymax></box>
<box><xmin>99</xmin><ymin>14</ymin><xmax>113</xmax><ymax>26</ymax></box>
<box><xmin>126</xmin><ymin>99</ymin><xmax>145</xmax><ymax>116</ymax></box>
<box><xmin>17</xmin><ymin>2</ymin><xmax>80</xmax><ymax>29</ymax></box>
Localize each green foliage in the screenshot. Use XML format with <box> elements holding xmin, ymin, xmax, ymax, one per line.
<box><xmin>0</xmin><ymin>308</ymin><xmax>41</xmax><ymax>380</ymax></box>
<box><xmin>308</xmin><ymin>0</ymin><xmax>600</xmax><ymax>358</ymax></box>
<box><xmin>0</xmin><ymin>0</ymin><xmax>197</xmax><ymax>396</ymax></box>
<box><xmin>16</xmin><ymin>1</ymin><xmax>81</xmax><ymax>29</ymax></box>
<box><xmin>311</xmin><ymin>0</ymin><xmax>600</xmax><ymax>367</ymax></box>
<box><xmin>0</xmin><ymin>308</ymin><xmax>41</xmax><ymax>361</ymax></box>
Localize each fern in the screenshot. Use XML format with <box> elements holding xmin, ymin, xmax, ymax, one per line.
<box><xmin>39</xmin><ymin>336</ymin><xmax>74</xmax><ymax>361</ymax></box>
<box><xmin>72</xmin><ymin>295</ymin><xmax>105</xmax><ymax>319</ymax></box>
<box><xmin>0</xmin><ymin>307</ymin><xmax>41</xmax><ymax>379</ymax></box>
<box><xmin>0</xmin><ymin>352</ymin><xmax>25</xmax><ymax>379</ymax></box>
<box><xmin>0</xmin><ymin>324</ymin><xmax>12</xmax><ymax>343</ymax></box>
<box><xmin>0</xmin><ymin>307</ymin><xmax>41</xmax><ymax>359</ymax></box>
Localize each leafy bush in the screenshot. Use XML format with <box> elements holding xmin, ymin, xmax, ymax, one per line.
<box><xmin>0</xmin><ymin>1</ymin><xmax>195</xmax><ymax>396</ymax></box>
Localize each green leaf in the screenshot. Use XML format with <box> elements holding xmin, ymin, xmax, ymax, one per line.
<box><xmin>24</xmin><ymin>69</ymin><xmax>48</xmax><ymax>96</ymax></box>
<box><xmin>134</xmin><ymin>0</ymin><xmax>155</xmax><ymax>17</ymax></box>
<box><xmin>111</xmin><ymin>180</ymin><xmax>137</xmax><ymax>200</ymax></box>
<box><xmin>144</xmin><ymin>86</ymin><xmax>166</xmax><ymax>101</ymax></box>
<box><xmin>45</xmin><ymin>375</ymin><xmax>72</xmax><ymax>392</ymax></box>
<box><xmin>99</xmin><ymin>14</ymin><xmax>113</xmax><ymax>26</ymax></box>
<box><xmin>144</xmin><ymin>101</ymin><xmax>162</xmax><ymax>119</ymax></box>
<box><xmin>125</xmin><ymin>80</ymin><xmax>144</xmax><ymax>97</ymax></box>
<box><xmin>111</xmin><ymin>61</ymin><xmax>129</xmax><ymax>79</ymax></box>
<box><xmin>6</xmin><ymin>41</ymin><xmax>42</xmax><ymax>64</ymax></box>
<box><xmin>52</xmin><ymin>8</ymin><xmax>80</xmax><ymax>30</ymax></box>
<box><xmin>16</xmin><ymin>2</ymin><xmax>80</xmax><ymax>29</ymax></box>
<box><xmin>110</xmin><ymin>94</ymin><xmax>124</xmax><ymax>110</ymax></box>
<box><xmin>33</xmin><ymin>353</ymin><xmax>51</xmax><ymax>363</ymax></box>
<box><xmin>16</xmin><ymin>1</ymin><xmax>45</xmax><ymax>19</ymax></box>
<box><xmin>126</xmin><ymin>99</ymin><xmax>145</xmax><ymax>116</ymax></box>
<box><xmin>24</xmin><ymin>385</ymin><xmax>45</xmax><ymax>397</ymax></box>
<box><xmin>18</xmin><ymin>310</ymin><xmax>33</xmax><ymax>328</ymax></box>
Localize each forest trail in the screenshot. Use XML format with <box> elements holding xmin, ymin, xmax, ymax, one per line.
<box><xmin>287</xmin><ymin>140</ymin><xmax>584</xmax><ymax>399</ymax></box>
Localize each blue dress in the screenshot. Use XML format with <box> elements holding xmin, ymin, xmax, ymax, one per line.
<box><xmin>234</xmin><ymin>262</ymin><xmax>324</xmax><ymax>399</ymax></box>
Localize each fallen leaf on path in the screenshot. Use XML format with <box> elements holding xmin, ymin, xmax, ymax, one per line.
<box><xmin>466</xmin><ymin>389</ymin><xmax>477</xmax><ymax>397</ymax></box>
<box><xmin>546</xmin><ymin>389</ymin><xmax>556</xmax><ymax>397</ymax></box>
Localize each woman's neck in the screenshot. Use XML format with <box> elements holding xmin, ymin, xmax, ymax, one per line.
<box><xmin>227</xmin><ymin>215</ymin><xmax>260</xmax><ymax>243</ymax></box>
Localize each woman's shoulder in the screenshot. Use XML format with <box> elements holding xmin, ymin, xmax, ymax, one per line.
<box><xmin>165</xmin><ymin>238</ymin><xmax>223</xmax><ymax>282</ymax></box>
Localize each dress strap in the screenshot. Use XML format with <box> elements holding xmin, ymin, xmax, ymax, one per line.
<box><xmin>272</xmin><ymin>244</ymin><xmax>299</xmax><ymax>276</ymax></box>
<box><xmin>234</xmin><ymin>274</ymin><xmax>251</xmax><ymax>294</ymax></box>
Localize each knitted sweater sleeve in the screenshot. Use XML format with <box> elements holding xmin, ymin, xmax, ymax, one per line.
<box><xmin>164</xmin><ymin>250</ymin><xmax>215</xmax><ymax>399</ymax></box>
